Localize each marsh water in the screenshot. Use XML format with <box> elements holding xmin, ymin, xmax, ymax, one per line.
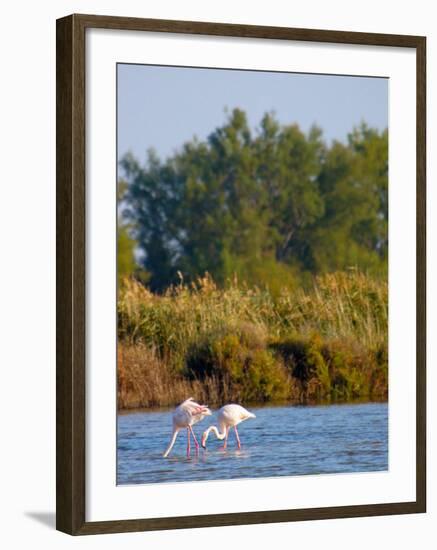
<box><xmin>117</xmin><ymin>402</ymin><xmax>388</xmax><ymax>485</ymax></box>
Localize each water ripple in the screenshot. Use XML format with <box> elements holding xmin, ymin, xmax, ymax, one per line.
<box><xmin>117</xmin><ymin>402</ymin><xmax>388</xmax><ymax>485</ymax></box>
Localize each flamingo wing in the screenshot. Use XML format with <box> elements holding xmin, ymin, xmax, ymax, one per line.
<box><xmin>175</xmin><ymin>398</ymin><xmax>211</xmax><ymax>427</ymax></box>
<box><xmin>219</xmin><ymin>404</ymin><xmax>256</xmax><ymax>426</ymax></box>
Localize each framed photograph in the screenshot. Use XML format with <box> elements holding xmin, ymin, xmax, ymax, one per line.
<box><xmin>56</xmin><ymin>14</ymin><xmax>426</xmax><ymax>535</ymax></box>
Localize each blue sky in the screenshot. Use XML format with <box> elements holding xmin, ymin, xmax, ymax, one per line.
<box><xmin>117</xmin><ymin>64</ymin><xmax>388</xmax><ymax>163</ymax></box>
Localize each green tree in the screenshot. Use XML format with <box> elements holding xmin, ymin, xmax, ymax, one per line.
<box><xmin>117</xmin><ymin>180</ymin><xmax>137</xmax><ymax>285</ymax></box>
<box><xmin>310</xmin><ymin>124</ymin><xmax>388</xmax><ymax>275</ymax></box>
<box><xmin>117</xmin><ymin>227</ymin><xmax>136</xmax><ymax>283</ymax></box>
<box><xmin>120</xmin><ymin>111</ymin><xmax>388</xmax><ymax>291</ymax></box>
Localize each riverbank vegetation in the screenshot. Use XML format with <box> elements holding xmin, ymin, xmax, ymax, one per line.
<box><xmin>117</xmin><ymin>271</ymin><xmax>388</xmax><ymax>409</ymax></box>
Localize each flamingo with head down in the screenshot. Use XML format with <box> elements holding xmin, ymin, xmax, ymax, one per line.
<box><xmin>201</xmin><ymin>404</ymin><xmax>256</xmax><ymax>450</ymax></box>
<box><xmin>163</xmin><ymin>397</ymin><xmax>212</xmax><ymax>458</ymax></box>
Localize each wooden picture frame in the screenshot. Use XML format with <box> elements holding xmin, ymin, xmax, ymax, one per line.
<box><xmin>56</xmin><ymin>13</ymin><xmax>426</xmax><ymax>535</ymax></box>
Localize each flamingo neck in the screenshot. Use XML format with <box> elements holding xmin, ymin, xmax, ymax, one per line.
<box><xmin>204</xmin><ymin>424</ymin><xmax>227</xmax><ymax>443</ymax></box>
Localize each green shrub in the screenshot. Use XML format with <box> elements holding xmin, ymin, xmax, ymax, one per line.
<box><xmin>270</xmin><ymin>333</ymin><xmax>388</xmax><ymax>403</ymax></box>
<box><xmin>186</xmin><ymin>332</ymin><xmax>290</xmax><ymax>403</ymax></box>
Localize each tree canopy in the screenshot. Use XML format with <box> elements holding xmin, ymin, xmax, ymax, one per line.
<box><xmin>120</xmin><ymin>109</ymin><xmax>388</xmax><ymax>292</ymax></box>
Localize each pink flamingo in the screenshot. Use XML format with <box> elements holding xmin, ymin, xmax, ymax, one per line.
<box><xmin>201</xmin><ymin>404</ymin><xmax>256</xmax><ymax>450</ymax></box>
<box><xmin>163</xmin><ymin>398</ymin><xmax>212</xmax><ymax>458</ymax></box>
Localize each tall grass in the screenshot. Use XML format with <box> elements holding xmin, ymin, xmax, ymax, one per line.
<box><xmin>117</xmin><ymin>270</ymin><xmax>388</xmax><ymax>409</ymax></box>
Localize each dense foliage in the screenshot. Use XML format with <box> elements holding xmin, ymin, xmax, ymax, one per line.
<box><xmin>117</xmin><ymin>272</ymin><xmax>388</xmax><ymax>409</ymax></box>
<box><xmin>119</xmin><ymin>109</ymin><xmax>388</xmax><ymax>292</ymax></box>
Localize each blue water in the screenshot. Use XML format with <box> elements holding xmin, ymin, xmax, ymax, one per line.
<box><xmin>117</xmin><ymin>402</ymin><xmax>388</xmax><ymax>485</ymax></box>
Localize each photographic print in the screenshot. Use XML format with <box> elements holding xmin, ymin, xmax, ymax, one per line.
<box><xmin>116</xmin><ymin>64</ymin><xmax>389</xmax><ymax>486</ymax></box>
<box><xmin>56</xmin><ymin>14</ymin><xmax>426</xmax><ymax>534</ymax></box>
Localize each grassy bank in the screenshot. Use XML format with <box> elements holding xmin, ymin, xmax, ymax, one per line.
<box><xmin>117</xmin><ymin>271</ymin><xmax>388</xmax><ymax>409</ymax></box>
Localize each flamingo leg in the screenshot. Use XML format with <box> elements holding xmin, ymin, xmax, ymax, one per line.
<box><xmin>163</xmin><ymin>428</ymin><xmax>179</xmax><ymax>458</ymax></box>
<box><xmin>189</xmin><ymin>425</ymin><xmax>200</xmax><ymax>453</ymax></box>
<box><xmin>234</xmin><ymin>426</ymin><xmax>241</xmax><ymax>449</ymax></box>
<box><xmin>186</xmin><ymin>428</ymin><xmax>191</xmax><ymax>457</ymax></box>
<box><xmin>222</xmin><ymin>427</ymin><xmax>229</xmax><ymax>450</ymax></box>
